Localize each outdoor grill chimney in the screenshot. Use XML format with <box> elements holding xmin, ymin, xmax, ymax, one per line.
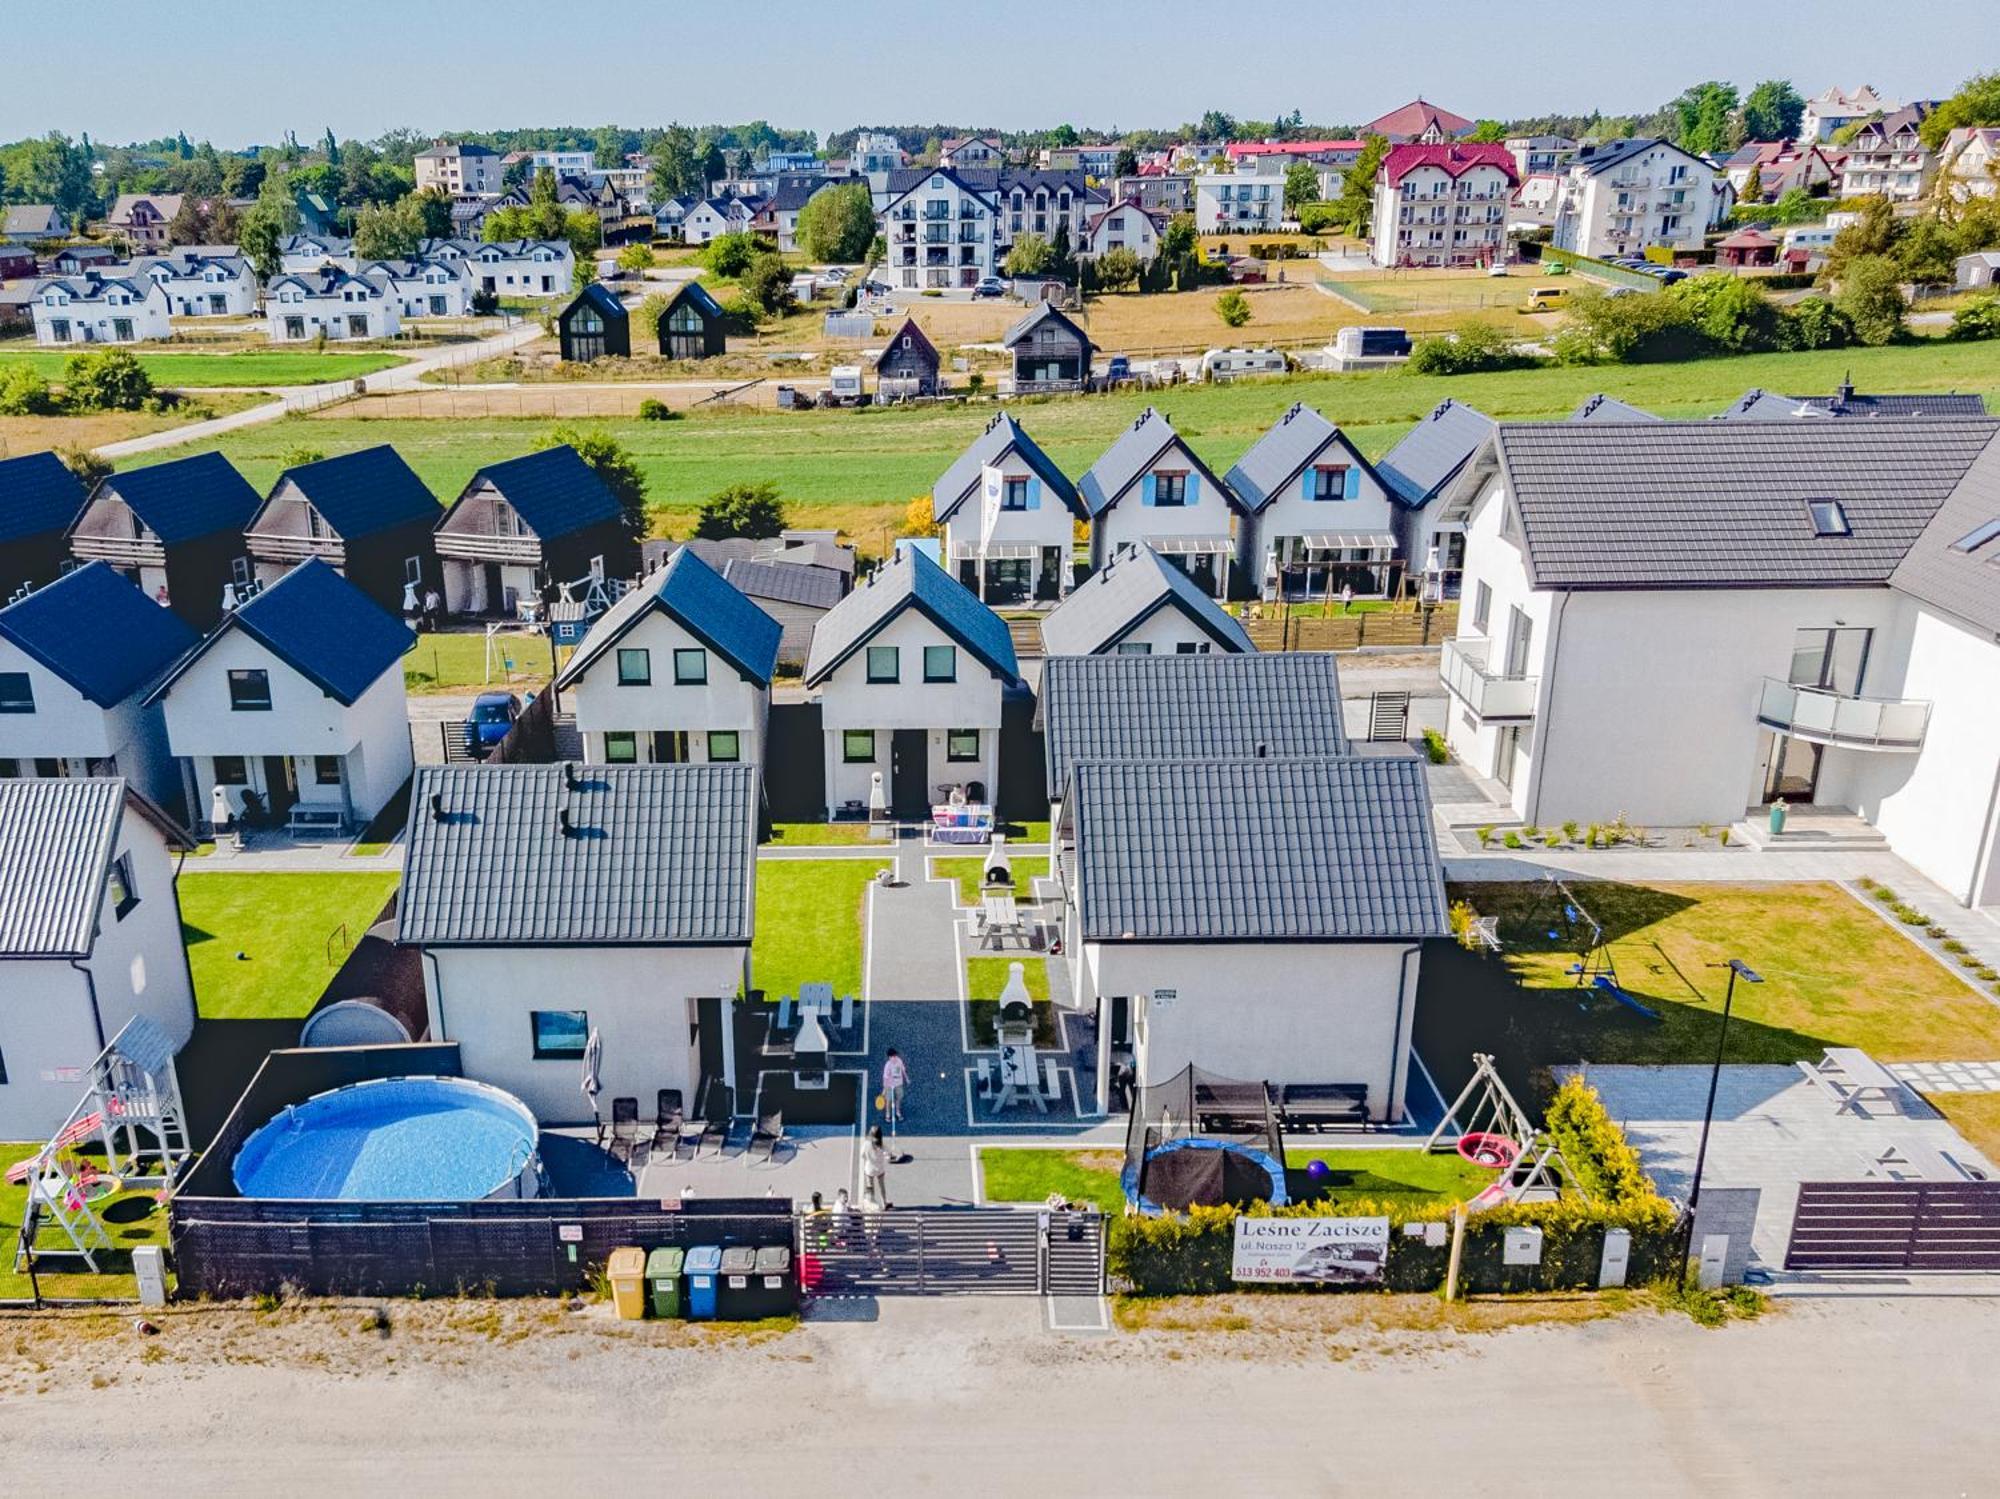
<box><xmin>1256</xmin><ymin>742</ymin><xmax>1269</xmax><ymax>758</ymax></box>
<box><xmin>558</xmin><ymin>808</ymin><xmax>574</xmax><ymax>837</ymax></box>
<box><xmin>429</xmin><ymin>792</ymin><xmax>446</xmax><ymax>822</ymax></box>
<box><xmin>563</xmin><ymin>761</ymin><xmax>580</xmax><ymax>791</ymax></box>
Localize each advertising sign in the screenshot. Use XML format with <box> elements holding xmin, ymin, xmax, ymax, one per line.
<box><xmin>1231</xmin><ymin>1216</ymin><xmax>1391</xmax><ymax>1284</ymax></box>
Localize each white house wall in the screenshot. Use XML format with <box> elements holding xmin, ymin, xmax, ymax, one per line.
<box><xmin>1098</xmin><ymin>606</ymin><xmax>1222</xmax><ymax>655</ymax></box>
<box><xmin>422</xmin><ymin>944</ymin><xmax>746</xmax><ymax>1125</ymax></box>
<box><xmin>1093</xmin><ymin>442</ymin><xmax>1238</xmax><ymax>565</ymax></box>
<box><xmin>0</xmin><ymin>639</ymin><xmax>180</xmax><ymax>806</ymax></box>
<box><xmin>569</xmin><ymin>608</ymin><xmax>770</xmax><ymax>766</ymax></box>
<box><xmin>939</xmin><ymin>449</ymin><xmax>1077</xmax><ymax>561</ymax></box>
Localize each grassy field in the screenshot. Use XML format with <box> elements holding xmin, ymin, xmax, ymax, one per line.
<box><xmin>979</xmin><ymin>1145</ymin><xmax>1493</xmax><ymax>1214</ymax></box>
<box><xmin>0</xmin><ymin>348</ymin><xmax>407</xmax><ymax>387</ymax></box>
<box><xmin>0</xmin><ymin>391</ymin><xmax>266</xmax><ymax>458</ymax></box>
<box><xmin>403</xmin><ymin>629</ymin><xmax>548</xmax><ymax>694</ymax></box>
<box><xmin>765</xmin><ymin>822</ymin><xmax>888</xmax><ymax>846</ymax></box>
<box><xmin>1930</xmin><ymin>1093</ymin><xmax>2000</xmax><ymax>1165</ymax></box>
<box><xmin>0</xmin><ymin>1144</ymin><xmax>171</xmax><ymax>1299</ymax></box>
<box><xmin>934</xmin><ymin>855</ymin><xmax>1051</xmax><ymax>907</ymax></box>
<box><xmin>752</xmin><ymin>859</ymin><xmax>887</xmax><ymax>1001</ymax></box>
<box><xmin>181</xmin><ymin>871</ymin><xmax>401</xmax><ymax>1020</ymax></box>
<box><xmin>1320</xmin><ymin>267</ymin><xmax>1544</xmax><ymax>317</ymax></box>
<box><xmin>1421</xmin><ymin>882</ymin><xmax>2000</xmax><ymax>1089</ymax></box>
<box><xmin>136</xmin><ymin>341</ymin><xmax>2000</xmax><ymax>546</ymax></box>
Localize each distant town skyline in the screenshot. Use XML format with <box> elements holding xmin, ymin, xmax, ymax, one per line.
<box><xmin>0</xmin><ymin>0</ymin><xmax>1988</xmax><ymax>146</ymax></box>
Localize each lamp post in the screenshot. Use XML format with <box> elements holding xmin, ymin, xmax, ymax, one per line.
<box><xmin>1681</xmin><ymin>957</ymin><xmax>1762</xmax><ymax>1284</ymax></box>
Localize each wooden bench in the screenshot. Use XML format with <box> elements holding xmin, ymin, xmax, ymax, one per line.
<box><xmin>1277</xmin><ymin>1082</ymin><xmax>1371</xmax><ymax>1131</ymax></box>
<box><xmin>288</xmin><ymin>804</ymin><xmax>348</xmax><ymax>838</ymax></box>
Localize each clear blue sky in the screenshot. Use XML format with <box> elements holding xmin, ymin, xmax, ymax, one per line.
<box><xmin>5</xmin><ymin>0</ymin><xmax>1984</xmax><ymax>146</ymax></box>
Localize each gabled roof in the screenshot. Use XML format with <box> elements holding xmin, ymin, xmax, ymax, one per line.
<box><xmin>721</xmin><ymin>556</ymin><xmax>845</xmax><ymax>611</ymax></box>
<box><xmin>1067</xmin><ymin>757</ymin><xmax>1447</xmax><ymax>944</ymax></box>
<box><xmin>874</xmin><ymin>316</ymin><xmax>939</xmax><ymax>374</ymax></box>
<box><xmin>451</xmin><ymin>445</ymin><xmax>624</xmax><ymax>541</ymax></box>
<box><xmin>930</xmin><ymin>412</ymin><xmax>1084</xmax><ymax>524</ymax></box>
<box><xmin>1358</xmin><ymin>98</ymin><xmax>1475</xmax><ymax>140</ymax></box>
<box><xmin>397</xmin><ymin>764</ymin><xmax>757</xmax><ymax>948</ymax></box>
<box><xmin>1373</xmin><ymin>399</ymin><xmax>1495</xmax><ymax>508</ymax></box>
<box><xmin>562</xmin><ymin>281</ymin><xmax>627</xmax><ymax>324</ymax></box>
<box><xmin>1076</xmin><ymin>406</ymin><xmax>1240</xmax><ymax>518</ymax></box>
<box><xmin>1889</xmin><ymin>437</ymin><xmax>2000</xmax><ymax>637</ymax></box>
<box><xmin>1847</xmin><ymin>102</ymin><xmax>1934</xmax><ymax>144</ymax></box>
<box><xmin>1569</xmin><ymin>393</ymin><xmax>1661</xmax><ymax>423</ymax></box>
<box><xmin>1381</xmin><ymin>143</ymin><xmax>1518</xmax><ymax>188</ymax></box>
<box><xmin>1038</xmin><ymin>653</ymin><xmax>1348</xmax><ymax>801</ymax></box>
<box><xmin>1</xmin><ymin>205</ymin><xmax>61</xmax><ymax>235</ymax></box>
<box><xmin>556</xmin><ymin>545</ymin><xmax>780</xmax><ymax>690</ymax></box>
<box><xmin>0</xmin><ymin>562</ymin><xmax>199</xmax><ymax>708</ymax></box>
<box><xmin>32</xmin><ymin>272</ymin><xmax>158</xmax><ymax>303</ymax></box>
<box><xmin>1038</xmin><ymin>544</ymin><xmax>1255</xmax><ymax>657</ymax></box>
<box><xmin>767</xmin><ymin>177</ymin><xmax>834</xmax><ymax>212</ymax></box>
<box><xmin>0</xmin><ymin>778</ymin><xmax>191</xmax><ymax>958</ymax></box>
<box><xmin>882</xmin><ymin>166</ymin><xmax>1001</xmax><ymax>214</ymax></box>
<box><xmin>1224</xmin><ymin>403</ymin><xmax>1381</xmax><ymax>512</ymax></box>
<box><xmin>268</xmin><ymin>267</ymin><xmax>382</xmax><ymax>298</ymax></box>
<box><xmin>108</xmin><ymin>192</ymin><xmax>185</xmax><ymax>223</ymax></box>
<box><xmin>661</xmin><ymin>279</ymin><xmax>724</xmax><ymax>322</ymax></box>
<box><xmin>1572</xmin><ymin>137</ymin><xmax>1705</xmax><ymax>176</ymax></box>
<box><xmin>255</xmin><ymin>445</ymin><xmax>439</xmax><ymax>541</ymax></box>
<box><xmin>91</xmin><ymin>452</ymin><xmax>261</xmax><ymax>545</ymax></box>
<box><xmin>148</xmin><ymin>558</ymin><xmax>413</xmax><ymax>707</ymax></box>
<box><xmin>0</xmin><ymin>451</ymin><xmax>87</xmax><ymax>545</ymax></box>
<box><xmin>1717</xmin><ymin>385</ymin><xmax>1989</xmax><ymax>421</ymax></box>
<box><xmin>1460</xmin><ymin>419</ymin><xmax>2000</xmax><ymax>591</ymax></box>
<box><xmin>1002</xmin><ymin>300</ymin><xmax>1095</xmax><ymax>355</ymax></box>
<box><xmin>803</xmin><ymin>547</ymin><xmax>1016</xmax><ymax>687</ymax></box>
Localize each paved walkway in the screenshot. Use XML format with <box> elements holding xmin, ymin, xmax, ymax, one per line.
<box><xmin>1892</xmin><ymin>1061</ymin><xmax>2000</xmax><ymax>1094</ymax></box>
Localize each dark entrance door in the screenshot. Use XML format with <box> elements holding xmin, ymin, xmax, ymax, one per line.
<box><xmin>1764</xmin><ymin>735</ymin><xmax>1823</xmax><ymax>803</ymax></box>
<box><xmin>260</xmin><ymin>756</ymin><xmax>298</xmax><ymax>823</ymax></box>
<box><xmin>890</xmin><ymin>729</ymin><xmax>928</xmax><ymax>819</ymax></box>
<box><xmin>696</xmin><ymin>995</ymin><xmax>726</xmax><ymax>1096</ymax></box>
<box><xmin>481</xmin><ymin>562</ymin><xmax>504</xmax><ymax>614</ymax></box>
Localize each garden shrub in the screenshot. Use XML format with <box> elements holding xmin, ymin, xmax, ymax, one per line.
<box><xmin>0</xmin><ymin>363</ymin><xmax>57</xmax><ymax>416</ymax></box>
<box><xmin>1421</xmin><ymin>727</ymin><xmax>1449</xmax><ymax>764</ymax></box>
<box><xmin>62</xmin><ymin>348</ymin><xmax>157</xmax><ymax>411</ymax></box>
<box><xmin>1215</xmin><ymin>289</ymin><xmax>1251</xmax><ymax>328</ymax></box>
<box><xmin>637</xmin><ymin>398</ymin><xmax>676</xmax><ymax>420</ymax></box>
<box><xmin>1545</xmin><ymin>1076</ymin><xmax>1659</xmax><ymax>1206</ymax></box>
<box><xmin>1408</xmin><ymin>322</ymin><xmax>1540</xmax><ymax>375</ymax></box>
<box><xmin>1950</xmin><ymin>294</ymin><xmax>2000</xmax><ymax>341</ymax></box>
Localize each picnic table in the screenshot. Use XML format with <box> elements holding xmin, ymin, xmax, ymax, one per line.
<box><xmin>1808</xmin><ymin>1048</ymin><xmax>1911</xmax><ymax>1117</ymax></box>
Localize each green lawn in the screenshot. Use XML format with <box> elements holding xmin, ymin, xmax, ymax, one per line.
<box><xmin>0</xmin><ymin>348</ymin><xmax>406</xmax><ymax>387</ymax></box>
<box><xmin>0</xmin><ymin>1144</ymin><xmax>171</xmax><ymax>1300</ymax></box>
<box><xmin>765</xmin><ymin>822</ymin><xmax>888</xmax><ymax>847</ymax></box>
<box><xmin>979</xmin><ymin>1145</ymin><xmax>1491</xmax><ymax>1215</ymax></box>
<box><xmin>181</xmin><ymin>871</ymin><xmax>401</xmax><ymax>1019</ymax></box>
<box><xmin>1421</xmin><ymin>882</ymin><xmax>2000</xmax><ymax>1085</ymax></box>
<box><xmin>935</xmin><ymin>855</ymin><xmax>1051</xmax><ymax>907</ymax></box>
<box><xmin>966</xmin><ymin>956</ymin><xmax>1058</xmax><ymax>1046</ymax></box>
<box><xmin>404</xmin><ymin>629</ymin><xmax>548</xmax><ymax>694</ymax></box>
<box><xmin>752</xmin><ymin>859</ymin><xmax>887</xmax><ymax>1001</ymax></box>
<box><xmin>139</xmin><ymin>341</ymin><xmax>2000</xmax><ymax>536</ymax></box>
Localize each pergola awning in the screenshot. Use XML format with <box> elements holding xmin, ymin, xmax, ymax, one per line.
<box><xmin>950</xmin><ymin>541</ymin><xmax>1045</xmax><ymax>561</ymax></box>
<box><xmin>1296</xmin><ymin>532</ymin><xmax>1396</xmax><ymax>554</ymax></box>
<box><xmin>1149</xmin><ymin>535</ymin><xmax>1235</xmax><ymax>556</ymax></box>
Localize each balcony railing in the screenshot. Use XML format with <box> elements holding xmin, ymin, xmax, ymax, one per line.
<box><xmin>1440</xmin><ymin>636</ymin><xmax>1538</xmax><ymax>721</ymax></box>
<box><xmin>436</xmin><ymin>531</ymin><xmax>542</xmax><ymax>565</ymax></box>
<box><xmin>1756</xmin><ymin>678</ymin><xmax>1930</xmax><ymax>751</ymax></box>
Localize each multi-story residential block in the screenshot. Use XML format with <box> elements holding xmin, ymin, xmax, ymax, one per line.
<box><xmin>1839</xmin><ymin>104</ymin><xmax>1938</xmax><ymax>202</ymax></box>
<box><xmin>1549</xmin><ymin>137</ymin><xmax>1715</xmax><ymax>260</ymax></box>
<box><xmin>854</xmin><ymin>132</ymin><xmax>905</xmax><ymax>175</ymax></box>
<box><xmin>133</xmin><ymin>252</ymin><xmax>258</xmax><ymax>317</ymax></box>
<box><xmin>939</xmin><ymin>136</ymin><xmax>1005</xmax><ymax>170</ymax></box>
<box><xmin>29</xmin><ymin>272</ymin><xmax>173</xmax><ymax>346</ymax></box>
<box><xmin>991</xmin><ymin>169</ymin><xmax>1103</xmax><ymax>258</ymax></box>
<box><xmin>264</xmin><ymin>268</ymin><xmax>400</xmax><ymax>342</ymax></box>
<box><xmin>1115</xmin><ymin>172</ymin><xmax>1193</xmax><ymax>216</ymax></box>
<box><xmin>1504</xmin><ymin>136</ymin><xmax>1577</xmax><ymax>178</ymax></box>
<box><xmin>414</xmin><ymin>141</ymin><xmax>504</xmax><ymax>197</ymax></box>
<box><xmin>879</xmin><ymin>168</ymin><xmax>998</xmax><ymax>290</ymax></box>
<box><xmin>1195</xmin><ymin>167</ymin><xmax>1284</xmax><ymax>233</ymax></box>
<box><xmin>1372</xmin><ymin>142</ymin><xmax>1517</xmax><ymax>268</ymax></box>
<box><xmin>1802</xmin><ymin>84</ymin><xmax>1897</xmax><ymax>143</ymax></box>
<box><xmin>1940</xmin><ymin>127</ymin><xmax>2000</xmax><ymax>202</ymax></box>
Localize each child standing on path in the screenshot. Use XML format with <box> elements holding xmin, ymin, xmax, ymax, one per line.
<box><xmin>861</xmin><ymin>1127</ymin><xmax>891</xmax><ymax>1209</ymax></box>
<box><xmin>881</xmin><ymin>1048</ymin><xmax>909</xmax><ymax>1130</ymax></box>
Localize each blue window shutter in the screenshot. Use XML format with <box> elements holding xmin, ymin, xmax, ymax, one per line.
<box><xmin>1302</xmin><ymin>470</ymin><xmax>1317</xmax><ymax>503</ymax></box>
<box><xmin>1142</xmin><ymin>473</ymin><xmax>1156</xmax><ymax>507</ymax></box>
<box><xmin>1187</xmin><ymin>472</ymin><xmax>1201</xmax><ymax>506</ymax></box>
<box><xmin>1343</xmin><ymin>466</ymin><xmax>1361</xmax><ymax>500</ymax></box>
<box><xmin>1027</xmin><ymin>477</ymin><xmax>1042</xmax><ymax>510</ymax></box>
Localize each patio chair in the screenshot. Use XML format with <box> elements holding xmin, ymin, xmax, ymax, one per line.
<box><xmin>608</xmin><ymin>1096</ymin><xmax>643</xmax><ymax>1167</ymax></box>
<box><xmin>650</xmin><ymin>1089</ymin><xmax>684</xmax><ymax>1158</ymax></box>
<box><xmin>749</xmin><ymin>1109</ymin><xmax>786</xmax><ymax>1163</ymax></box>
<box><xmin>696</xmin><ymin>1084</ymin><xmax>734</xmax><ymax>1156</ymax></box>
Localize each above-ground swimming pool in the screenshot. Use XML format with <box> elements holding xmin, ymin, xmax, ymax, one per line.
<box><xmin>232</xmin><ymin>1076</ymin><xmax>542</xmax><ymax>1202</ymax></box>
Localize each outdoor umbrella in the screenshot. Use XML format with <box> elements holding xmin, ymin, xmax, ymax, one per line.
<box><xmin>581</xmin><ymin>1027</ymin><xmax>603</xmax><ymax>1135</ymax></box>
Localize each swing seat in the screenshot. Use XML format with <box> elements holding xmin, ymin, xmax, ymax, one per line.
<box><xmin>1457</xmin><ymin>1131</ymin><xmax>1520</xmax><ymax>1171</ymax></box>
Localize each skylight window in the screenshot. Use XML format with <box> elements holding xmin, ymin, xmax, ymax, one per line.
<box><xmin>1950</xmin><ymin>517</ymin><xmax>2000</xmax><ymax>554</ymax></box>
<box><xmin>1808</xmin><ymin>500</ymin><xmax>1851</xmax><ymax>537</ymax></box>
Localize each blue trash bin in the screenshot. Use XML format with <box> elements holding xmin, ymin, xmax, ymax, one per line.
<box><xmin>684</xmin><ymin>1245</ymin><xmax>722</xmax><ymax>1320</ymax></box>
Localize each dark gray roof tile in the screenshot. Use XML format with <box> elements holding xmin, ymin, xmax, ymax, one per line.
<box><xmin>1039</xmin><ymin>545</ymin><xmax>1255</xmax><ymax>656</ymax></box>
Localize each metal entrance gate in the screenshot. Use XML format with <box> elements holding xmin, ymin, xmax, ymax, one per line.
<box><xmin>799</xmin><ymin>1207</ymin><xmax>1104</xmax><ymax>1296</ymax></box>
<box><xmin>1786</xmin><ymin>1181</ymin><xmax>2000</xmax><ymax>1271</ymax></box>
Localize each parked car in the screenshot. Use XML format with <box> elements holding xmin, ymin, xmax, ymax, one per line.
<box><xmin>861</xmin><ymin>279</ymin><xmax>892</xmax><ymax>297</ymax></box>
<box><xmin>1524</xmin><ymin>287</ymin><xmax>1568</xmax><ymax>311</ymax></box>
<box><xmin>972</xmin><ymin>277</ymin><xmax>1006</xmax><ymax>298</ymax></box>
<box><xmin>1099</xmin><ymin>355</ymin><xmax>1132</xmax><ymax>387</ymax></box>
<box><xmin>463</xmin><ymin>692</ymin><xmax>522</xmax><ymax>759</ymax></box>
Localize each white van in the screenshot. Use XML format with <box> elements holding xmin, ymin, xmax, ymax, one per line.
<box><xmin>1199</xmin><ymin>347</ymin><xmax>1288</xmax><ymax>382</ymax></box>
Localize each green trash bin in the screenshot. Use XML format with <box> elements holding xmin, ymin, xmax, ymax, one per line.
<box><xmin>646</xmin><ymin>1247</ymin><xmax>686</xmax><ymax>1319</ymax></box>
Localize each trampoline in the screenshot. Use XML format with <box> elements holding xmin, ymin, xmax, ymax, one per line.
<box><xmin>1123</xmin><ymin>1065</ymin><xmax>1291</xmax><ymax>1215</ymax></box>
<box><xmin>232</xmin><ymin>1076</ymin><xmax>542</xmax><ymax>1202</ymax></box>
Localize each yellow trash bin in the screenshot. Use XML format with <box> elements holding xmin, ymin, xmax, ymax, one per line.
<box><xmin>607</xmin><ymin>1246</ymin><xmax>648</xmax><ymax>1320</ymax></box>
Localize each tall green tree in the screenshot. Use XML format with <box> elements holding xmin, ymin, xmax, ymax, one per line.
<box><xmin>1283</xmin><ymin>160</ymin><xmax>1321</xmax><ymax>213</ymax></box>
<box><xmin>237</xmin><ymin>175</ymin><xmax>303</xmax><ymax>279</ymax></box>
<box><xmin>352</xmin><ymin>196</ymin><xmax>426</xmax><ymax>260</ymax></box>
<box><xmin>1921</xmin><ymin>72</ymin><xmax>2000</xmax><ymax>150</ymax></box>
<box><xmin>694</xmin><ymin>482</ymin><xmax>786</xmax><ymax>540</ymax></box>
<box><xmin>1113</xmin><ymin>147</ymin><xmax>1139</xmax><ymax>179</ymax></box>
<box><xmin>1466</xmin><ymin>120</ymin><xmax>1509</xmax><ymax>143</ymax></box>
<box><xmin>1672</xmin><ymin>81</ymin><xmax>1742</xmax><ymax>157</ymax></box>
<box><xmin>1833</xmin><ymin>254</ymin><xmax>1906</xmax><ymax>344</ymax></box>
<box><xmin>795</xmin><ymin>181</ymin><xmax>877</xmax><ymax>262</ymax></box>
<box><xmin>412</xmin><ymin>187</ymin><xmax>454</xmax><ymax>240</ymax></box>
<box><xmin>1334</xmin><ymin>135</ymin><xmax>1389</xmax><ymax>234</ymax></box>
<box><xmin>1741</xmin><ymin>80</ymin><xmax>1804</xmax><ymax>141</ymax></box>
<box><xmin>541</xmin><ymin>424</ymin><xmax>648</xmax><ymax>545</ymax></box>
<box><xmin>1003</xmin><ymin>232</ymin><xmax>1054</xmax><ymax>277</ymax></box>
<box><xmin>650</xmin><ymin>126</ymin><xmax>703</xmax><ymax>201</ymax></box>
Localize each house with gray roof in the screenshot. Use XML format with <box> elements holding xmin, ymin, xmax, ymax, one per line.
<box><xmin>1440</xmin><ymin>418</ymin><xmax>2000</xmax><ymax>908</ymax></box>
<box><xmin>1039</xmin><ymin>544</ymin><xmax>1255</xmax><ymax>658</ymax></box>
<box><xmin>805</xmin><ymin>547</ymin><xmax>1017</xmax><ymax>820</ymax></box>
<box><xmin>554</xmin><ymin>545</ymin><xmax>780</xmax><ymax>772</ymax></box>
<box><xmin>1</xmin><ymin>204</ymin><xmax>66</xmax><ymax>241</ymax></box>
<box><xmin>1569</xmin><ymin>393</ymin><xmax>1660</xmax><ymax>423</ymax></box>
<box><xmin>0</xmin><ymin>776</ymin><xmax>195</xmax><ymax>1138</ymax></box>
<box><xmin>1375</xmin><ymin>399</ymin><xmax>1494</xmax><ymax>599</ymax></box>
<box><xmin>1037</xmin><ymin>651</ymin><xmax>1347</xmax><ymax>809</ymax></box>
<box><xmin>0</xmin><ymin>562</ymin><xmax>199</xmax><ymax>811</ymax></box>
<box><xmin>720</xmin><ymin>556</ymin><xmax>843</xmax><ymax>667</ymax></box>
<box><xmin>1055</xmin><ymin>755</ymin><xmax>1446</xmax><ymax>1121</ymax></box>
<box><xmin>150</xmin><ymin>559</ymin><xmax>416</xmax><ymax>834</ymax></box>
<box><xmin>1080</xmin><ymin>407</ymin><xmax>1246</xmax><ymax>599</ymax></box>
<box><xmin>1716</xmin><ymin>381</ymin><xmax>1989</xmax><ymax>422</ymax></box>
<box><xmin>931</xmin><ymin>413</ymin><xmax>1085</xmax><ymax>604</ymax></box>
<box><xmin>30</xmin><ymin>270</ymin><xmax>173</xmax><ymax>347</ymax></box>
<box><xmin>133</xmin><ymin>251</ymin><xmax>258</xmax><ymax>318</ymax></box>
<box><xmin>1003</xmin><ymin>301</ymin><xmax>1095</xmax><ymax>395</ymax></box>
<box><xmin>397</xmin><ymin>762</ymin><xmax>759</xmax><ymax>1124</ymax></box>
<box><xmin>1226</xmin><ymin>404</ymin><xmax>1402</xmax><ymax>600</ymax></box>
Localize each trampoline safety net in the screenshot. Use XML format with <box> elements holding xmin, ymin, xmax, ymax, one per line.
<box><xmin>1122</xmin><ymin>1065</ymin><xmax>1287</xmax><ymax>1212</ymax></box>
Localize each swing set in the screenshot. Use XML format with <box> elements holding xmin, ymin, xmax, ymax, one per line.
<box><xmin>1426</xmin><ymin>1054</ymin><xmax>1572</xmax><ymax>1209</ymax></box>
<box><xmin>1520</xmin><ymin>875</ymin><xmax>1660</xmax><ymax>1022</ymax></box>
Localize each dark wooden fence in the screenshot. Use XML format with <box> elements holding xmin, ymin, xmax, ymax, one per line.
<box><xmin>1786</xmin><ymin>1181</ymin><xmax>2000</xmax><ymax>1271</ymax></box>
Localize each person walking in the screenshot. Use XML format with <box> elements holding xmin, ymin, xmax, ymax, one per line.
<box><xmin>860</xmin><ymin>1126</ymin><xmax>891</xmax><ymax>1210</ymax></box>
<box><xmin>881</xmin><ymin>1048</ymin><xmax>908</xmax><ymax>1132</ymax></box>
